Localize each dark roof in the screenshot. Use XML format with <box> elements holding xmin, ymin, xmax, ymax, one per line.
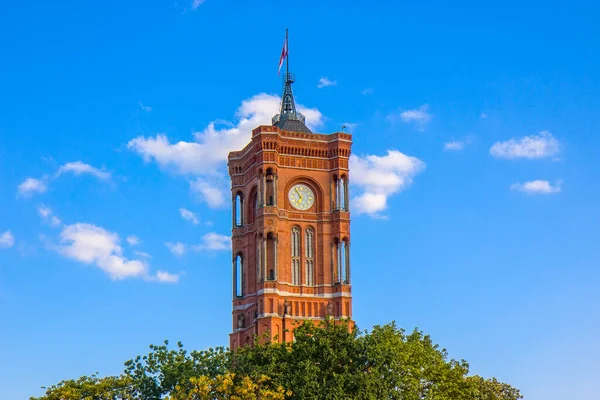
<box><xmin>274</xmin><ymin>119</ymin><xmax>312</xmax><ymax>133</ymax></box>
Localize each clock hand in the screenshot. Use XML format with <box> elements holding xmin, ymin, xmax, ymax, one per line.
<box><xmin>295</xmin><ymin>187</ymin><xmax>303</xmax><ymax>200</ymax></box>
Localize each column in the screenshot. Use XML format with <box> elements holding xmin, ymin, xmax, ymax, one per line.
<box><xmin>231</xmin><ymin>195</ymin><xmax>236</xmax><ymax>228</ymax></box>
<box><xmin>345</xmin><ymin>243</ymin><xmax>350</xmax><ymax>284</ymax></box>
<box><xmin>336</xmin><ymin>179</ymin><xmax>341</xmax><ymax>211</ymax></box>
<box><xmin>262</xmin><ymin>174</ymin><xmax>267</xmax><ymax>206</ymax></box>
<box><xmin>273</xmin><ymin>237</ymin><xmax>278</xmax><ymax>281</ymax></box>
<box><xmin>274</xmin><ymin>176</ymin><xmax>278</xmax><ymax>207</ymax></box>
<box><xmin>232</xmin><ymin>257</ymin><xmax>237</xmax><ymax>298</ymax></box>
<box><xmin>263</xmin><ymin>237</ymin><xmax>268</xmax><ymax>280</ymax></box>
<box><xmin>344</xmin><ymin>178</ymin><xmax>350</xmax><ymax>212</ymax></box>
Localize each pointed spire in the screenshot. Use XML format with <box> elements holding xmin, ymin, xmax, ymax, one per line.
<box><xmin>272</xmin><ymin>29</ymin><xmax>311</xmax><ymax>133</ymax></box>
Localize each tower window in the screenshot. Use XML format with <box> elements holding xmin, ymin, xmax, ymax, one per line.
<box><xmin>235</xmin><ymin>254</ymin><xmax>243</xmax><ymax>297</ymax></box>
<box><xmin>234</xmin><ymin>193</ymin><xmax>244</xmax><ymax>227</ymax></box>
<box><xmin>305</xmin><ymin>227</ymin><xmax>314</xmax><ymax>286</ymax></box>
<box><xmin>291</xmin><ymin>226</ymin><xmax>300</xmax><ymax>285</ymax></box>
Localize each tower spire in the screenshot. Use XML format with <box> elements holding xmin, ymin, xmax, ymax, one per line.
<box><xmin>272</xmin><ymin>29</ymin><xmax>311</xmax><ymax>133</ymax></box>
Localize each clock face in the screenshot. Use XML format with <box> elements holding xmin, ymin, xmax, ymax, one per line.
<box><xmin>288</xmin><ymin>184</ymin><xmax>315</xmax><ymax>211</ymax></box>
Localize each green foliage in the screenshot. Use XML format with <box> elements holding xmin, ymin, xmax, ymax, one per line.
<box><xmin>32</xmin><ymin>321</ymin><xmax>522</xmax><ymax>400</ymax></box>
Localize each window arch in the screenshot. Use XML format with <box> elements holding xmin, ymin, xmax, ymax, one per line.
<box><xmin>246</xmin><ymin>186</ymin><xmax>258</xmax><ymax>224</ymax></box>
<box><xmin>291</xmin><ymin>226</ymin><xmax>300</xmax><ymax>285</ymax></box>
<box><xmin>234</xmin><ymin>253</ymin><xmax>243</xmax><ymax>297</ymax></box>
<box><xmin>305</xmin><ymin>227</ymin><xmax>314</xmax><ymax>286</ymax></box>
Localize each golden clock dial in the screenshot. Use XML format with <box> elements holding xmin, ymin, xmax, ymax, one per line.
<box><xmin>288</xmin><ymin>184</ymin><xmax>315</xmax><ymax>211</ymax></box>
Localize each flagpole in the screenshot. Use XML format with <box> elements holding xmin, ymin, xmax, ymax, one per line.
<box><xmin>286</xmin><ymin>28</ymin><xmax>289</xmax><ymax>82</ymax></box>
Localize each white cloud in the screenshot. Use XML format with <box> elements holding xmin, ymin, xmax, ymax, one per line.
<box><xmin>191</xmin><ymin>0</ymin><xmax>205</xmax><ymax>10</ymax></box>
<box><xmin>361</xmin><ymin>88</ymin><xmax>374</xmax><ymax>95</ymax></box>
<box><xmin>155</xmin><ymin>271</ymin><xmax>179</xmax><ymax>283</ymax></box>
<box><xmin>126</xmin><ymin>235</ymin><xmax>141</xmax><ymax>246</ymax></box>
<box><xmin>165</xmin><ymin>242</ymin><xmax>187</xmax><ymax>256</ymax></box>
<box><xmin>511</xmin><ymin>180</ymin><xmax>561</xmax><ymax>194</ymax></box>
<box><xmin>128</xmin><ymin>93</ymin><xmax>322</xmax><ymax>176</ymax></box>
<box><xmin>54</xmin><ymin>223</ymin><xmax>148</xmax><ymax>280</ymax></box>
<box><xmin>134</xmin><ymin>250</ymin><xmax>151</xmax><ymax>258</ymax></box>
<box><xmin>56</xmin><ymin>161</ymin><xmax>111</xmax><ymax>180</ymax></box>
<box><xmin>394</xmin><ymin>105</ymin><xmax>432</xmax><ymax>131</ymax></box>
<box><xmin>18</xmin><ymin>178</ymin><xmax>47</xmax><ymax>197</ymax></box>
<box><xmin>444</xmin><ymin>140</ymin><xmax>465</xmax><ymax>151</ymax></box>
<box><xmin>193</xmin><ymin>232</ymin><xmax>230</xmax><ymax>251</ymax></box>
<box><xmin>0</xmin><ymin>231</ymin><xmax>15</xmax><ymax>248</ymax></box>
<box><xmin>189</xmin><ymin>179</ymin><xmax>226</xmax><ymax>208</ymax></box>
<box><xmin>37</xmin><ymin>205</ymin><xmax>62</xmax><ymax>227</ymax></box>
<box><xmin>350</xmin><ymin>150</ymin><xmax>426</xmax><ymax>216</ymax></box>
<box><xmin>138</xmin><ymin>101</ymin><xmax>152</xmax><ymax>113</ymax></box>
<box><xmin>179</xmin><ymin>208</ymin><xmax>199</xmax><ymax>225</ymax></box>
<box><xmin>317</xmin><ymin>77</ymin><xmax>337</xmax><ymax>88</ymax></box>
<box><xmin>128</xmin><ymin>93</ymin><xmax>322</xmax><ymax>209</ymax></box>
<box><xmin>490</xmin><ymin>131</ymin><xmax>560</xmax><ymax>160</ymax></box>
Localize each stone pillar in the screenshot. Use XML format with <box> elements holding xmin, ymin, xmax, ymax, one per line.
<box><xmin>263</xmin><ymin>237</ymin><xmax>267</xmax><ymax>280</ymax></box>
<box><xmin>273</xmin><ymin>237</ymin><xmax>278</xmax><ymax>281</ymax></box>
<box><xmin>344</xmin><ymin>178</ymin><xmax>350</xmax><ymax>211</ymax></box>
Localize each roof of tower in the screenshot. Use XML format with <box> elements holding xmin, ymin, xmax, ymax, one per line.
<box><xmin>273</xmin><ymin>118</ymin><xmax>312</xmax><ymax>133</ymax></box>
<box><xmin>271</xmin><ymin>72</ymin><xmax>312</xmax><ymax>133</ymax></box>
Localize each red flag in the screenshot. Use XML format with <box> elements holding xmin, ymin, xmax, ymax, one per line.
<box><xmin>278</xmin><ymin>36</ymin><xmax>288</xmax><ymax>76</ymax></box>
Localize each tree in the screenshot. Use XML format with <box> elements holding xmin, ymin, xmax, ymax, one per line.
<box><xmin>32</xmin><ymin>320</ymin><xmax>522</xmax><ymax>400</ymax></box>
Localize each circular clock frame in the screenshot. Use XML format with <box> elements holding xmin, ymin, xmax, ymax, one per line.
<box><xmin>288</xmin><ymin>183</ymin><xmax>315</xmax><ymax>211</ymax></box>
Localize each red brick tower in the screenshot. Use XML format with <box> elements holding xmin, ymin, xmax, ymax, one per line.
<box><xmin>228</xmin><ymin>51</ymin><xmax>352</xmax><ymax>349</ymax></box>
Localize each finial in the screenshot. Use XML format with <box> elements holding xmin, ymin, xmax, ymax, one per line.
<box><xmin>341</xmin><ymin>124</ymin><xmax>347</xmax><ymax>132</ymax></box>
<box><xmin>272</xmin><ymin>30</ymin><xmax>310</xmax><ymax>133</ymax></box>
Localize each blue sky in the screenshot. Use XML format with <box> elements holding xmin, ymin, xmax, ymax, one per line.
<box><xmin>1</xmin><ymin>0</ymin><xmax>599</xmax><ymax>398</ymax></box>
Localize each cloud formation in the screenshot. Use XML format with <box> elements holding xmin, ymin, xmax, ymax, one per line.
<box><xmin>37</xmin><ymin>205</ymin><xmax>62</xmax><ymax>227</ymax></box>
<box><xmin>18</xmin><ymin>161</ymin><xmax>110</xmax><ymax>199</ymax></box>
<box><xmin>444</xmin><ymin>141</ymin><xmax>465</xmax><ymax>151</ymax></box>
<box><xmin>317</xmin><ymin>77</ymin><xmax>337</xmax><ymax>88</ymax></box>
<box><xmin>56</xmin><ymin>161</ymin><xmax>111</xmax><ymax>180</ymax></box>
<box><xmin>490</xmin><ymin>131</ymin><xmax>560</xmax><ymax>159</ymax></box>
<box><xmin>193</xmin><ymin>232</ymin><xmax>230</xmax><ymax>251</ymax></box>
<box><xmin>350</xmin><ymin>150</ymin><xmax>426</xmax><ymax>216</ymax></box>
<box><xmin>128</xmin><ymin>93</ymin><xmax>323</xmax><ymax>208</ymax></box>
<box><xmin>18</xmin><ymin>178</ymin><xmax>47</xmax><ymax>197</ymax></box>
<box><xmin>52</xmin><ymin>223</ymin><xmax>175</xmax><ymax>282</ymax></box>
<box><xmin>156</xmin><ymin>271</ymin><xmax>180</xmax><ymax>283</ymax></box>
<box><xmin>191</xmin><ymin>0</ymin><xmax>205</xmax><ymax>10</ymax></box>
<box><xmin>165</xmin><ymin>242</ymin><xmax>187</xmax><ymax>256</ymax></box>
<box><xmin>179</xmin><ymin>208</ymin><xmax>199</xmax><ymax>225</ymax></box>
<box><xmin>391</xmin><ymin>105</ymin><xmax>432</xmax><ymax>131</ymax></box>
<box><xmin>189</xmin><ymin>179</ymin><xmax>226</xmax><ymax>208</ymax></box>
<box><xmin>0</xmin><ymin>231</ymin><xmax>15</xmax><ymax>248</ymax></box>
<box><xmin>511</xmin><ymin>180</ymin><xmax>561</xmax><ymax>194</ymax></box>
<box><xmin>126</xmin><ymin>235</ymin><xmax>141</xmax><ymax>246</ymax></box>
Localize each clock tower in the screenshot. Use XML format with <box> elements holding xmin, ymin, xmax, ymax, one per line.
<box><xmin>228</xmin><ymin>51</ymin><xmax>352</xmax><ymax>350</ymax></box>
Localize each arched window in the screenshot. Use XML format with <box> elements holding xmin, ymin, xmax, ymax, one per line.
<box><xmin>266</xmin><ymin>168</ymin><xmax>276</xmax><ymax>206</ymax></box>
<box><xmin>305</xmin><ymin>227</ymin><xmax>314</xmax><ymax>286</ymax></box>
<box><xmin>339</xmin><ymin>239</ymin><xmax>349</xmax><ymax>284</ymax></box>
<box><xmin>291</xmin><ymin>227</ymin><xmax>300</xmax><ymax>285</ymax></box>
<box><xmin>235</xmin><ymin>254</ymin><xmax>243</xmax><ymax>297</ymax></box>
<box><xmin>333</xmin><ymin>238</ymin><xmax>350</xmax><ymax>284</ymax></box>
<box><xmin>266</xmin><ymin>233</ymin><xmax>277</xmax><ymax>281</ymax></box>
<box><xmin>339</xmin><ymin>176</ymin><xmax>348</xmax><ymax>211</ymax></box>
<box><xmin>234</xmin><ymin>193</ymin><xmax>243</xmax><ymax>227</ymax></box>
